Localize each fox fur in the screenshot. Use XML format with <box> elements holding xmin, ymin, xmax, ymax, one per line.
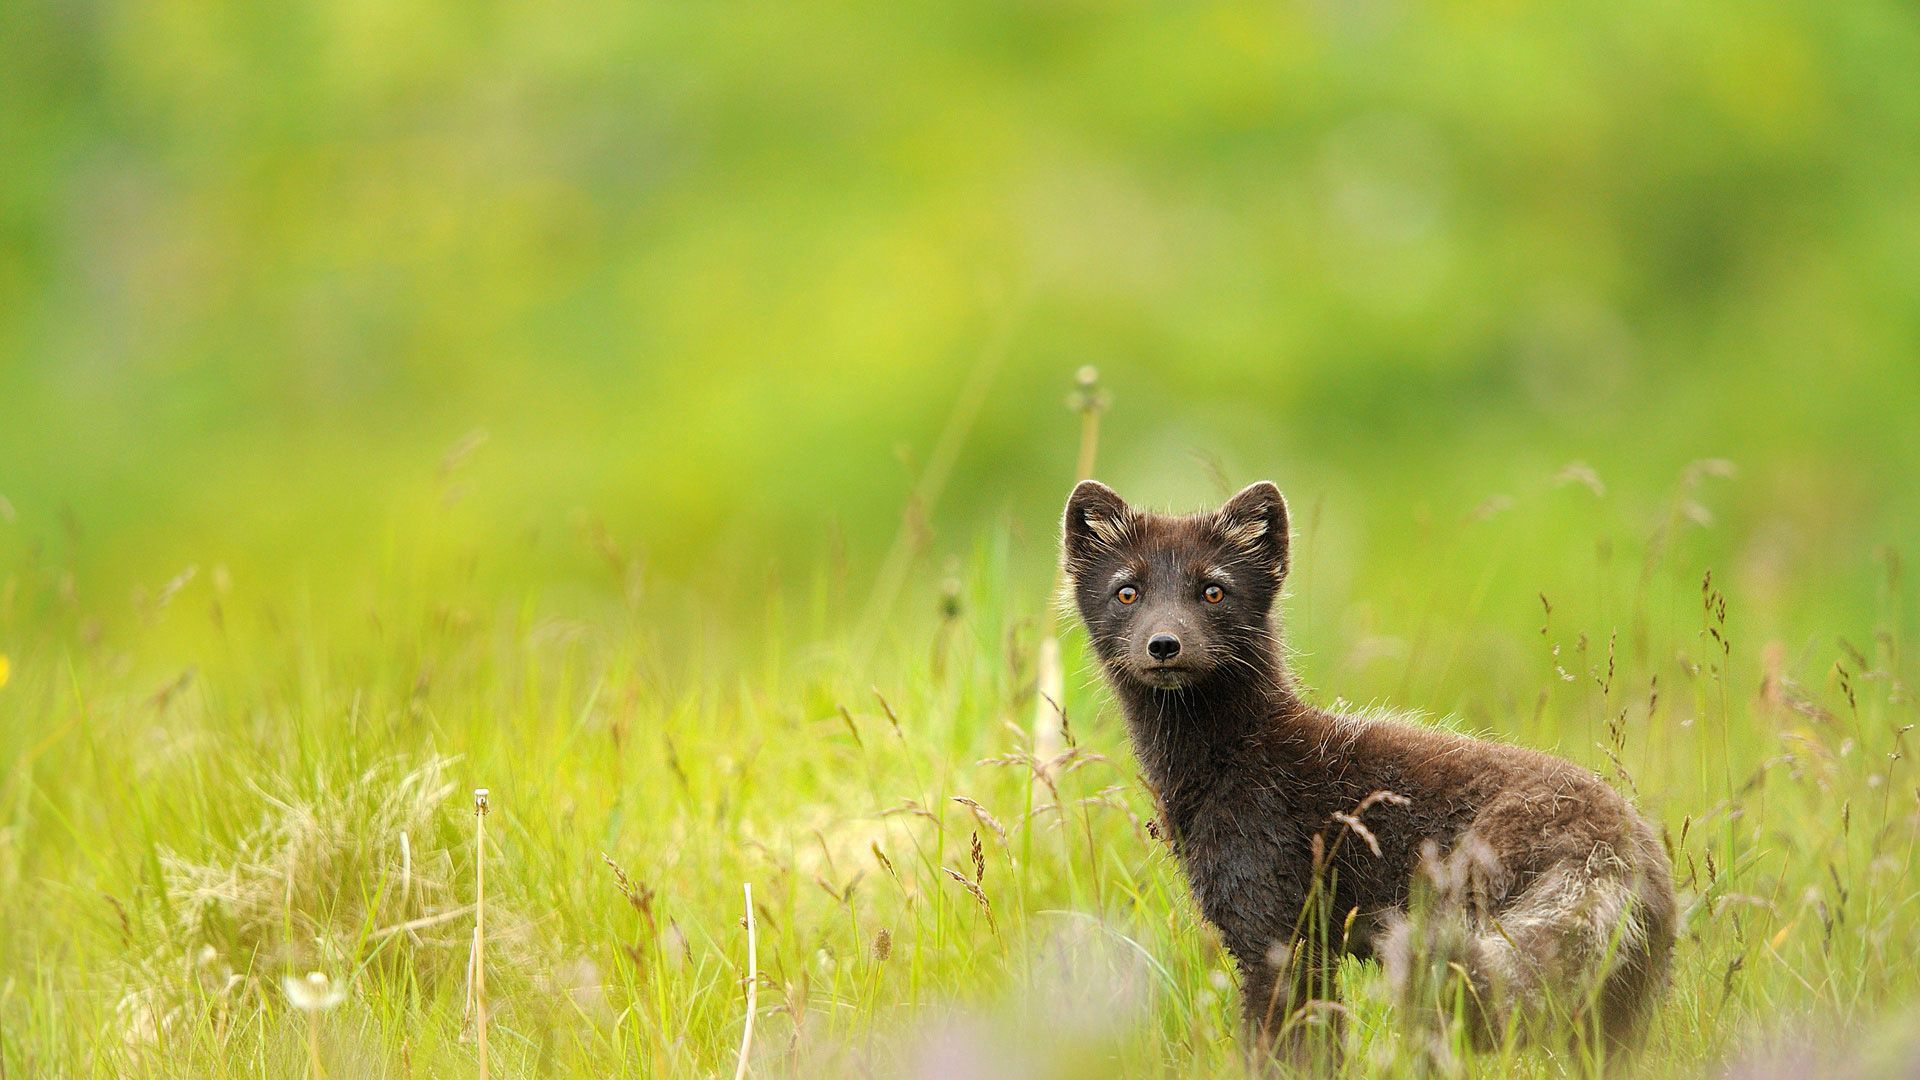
<box><xmin>1062</xmin><ymin>479</ymin><xmax>1675</xmax><ymax>1062</ymax></box>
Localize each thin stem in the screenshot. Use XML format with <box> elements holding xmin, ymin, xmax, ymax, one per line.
<box><xmin>1034</xmin><ymin>366</ymin><xmax>1107</xmax><ymax>781</ymax></box>
<box><xmin>735</xmin><ymin>883</ymin><xmax>757</xmax><ymax>1080</ymax></box>
<box><xmin>307</xmin><ymin>1011</ymin><xmax>323</xmax><ymax>1080</ymax></box>
<box><xmin>474</xmin><ymin>789</ymin><xmax>490</xmax><ymax>1080</ymax></box>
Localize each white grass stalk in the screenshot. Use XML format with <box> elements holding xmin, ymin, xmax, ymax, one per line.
<box><xmin>473</xmin><ymin>788</ymin><xmax>490</xmax><ymax>1080</ymax></box>
<box><xmin>1032</xmin><ymin>637</ymin><xmax>1065</xmax><ymax>765</ymax></box>
<box><xmin>735</xmin><ymin>882</ymin><xmax>757</xmax><ymax>1080</ymax></box>
<box><xmin>1033</xmin><ymin>366</ymin><xmax>1105</xmax><ymax>773</ymax></box>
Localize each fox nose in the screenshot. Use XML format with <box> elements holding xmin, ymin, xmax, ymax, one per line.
<box><xmin>1147</xmin><ymin>633</ymin><xmax>1182</xmax><ymax>661</ymax></box>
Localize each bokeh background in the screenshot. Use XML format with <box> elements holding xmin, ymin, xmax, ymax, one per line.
<box><xmin>6</xmin><ymin>6</ymin><xmax>1920</xmax><ymax>1074</ymax></box>
<box><xmin>4</xmin><ymin>0</ymin><xmax>1918</xmax><ymax>663</ymax></box>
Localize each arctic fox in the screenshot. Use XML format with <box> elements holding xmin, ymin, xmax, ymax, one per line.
<box><xmin>1063</xmin><ymin>479</ymin><xmax>1674</xmax><ymax>1063</ymax></box>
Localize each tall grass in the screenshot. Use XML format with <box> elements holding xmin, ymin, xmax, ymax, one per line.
<box><xmin>0</xmin><ymin>457</ymin><xmax>1915</xmax><ymax>1077</ymax></box>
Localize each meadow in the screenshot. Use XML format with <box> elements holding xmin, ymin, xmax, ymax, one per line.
<box><xmin>3</xmin><ymin>410</ymin><xmax>1917</xmax><ymax>1076</ymax></box>
<box><xmin>6</xmin><ymin>0</ymin><xmax>1920</xmax><ymax>1075</ymax></box>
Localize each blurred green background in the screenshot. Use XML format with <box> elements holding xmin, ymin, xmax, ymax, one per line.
<box><xmin>4</xmin><ymin>0</ymin><xmax>1918</xmax><ymax>656</ymax></box>
<box><xmin>4</xmin><ymin>9</ymin><xmax>1920</xmax><ymax>1072</ymax></box>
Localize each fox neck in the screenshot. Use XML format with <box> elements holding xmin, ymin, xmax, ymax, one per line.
<box><xmin>1111</xmin><ymin>629</ymin><xmax>1297</xmax><ymax>805</ymax></box>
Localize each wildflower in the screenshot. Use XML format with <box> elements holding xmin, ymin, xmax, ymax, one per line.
<box><xmin>285</xmin><ymin>970</ymin><xmax>346</xmax><ymax>1078</ymax></box>
<box><xmin>0</xmin><ymin>653</ymin><xmax>10</xmax><ymax>690</ymax></box>
<box><xmin>282</xmin><ymin>971</ymin><xmax>347</xmax><ymax>1012</ymax></box>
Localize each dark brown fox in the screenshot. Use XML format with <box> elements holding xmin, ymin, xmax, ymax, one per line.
<box><xmin>1063</xmin><ymin>479</ymin><xmax>1674</xmax><ymax>1062</ymax></box>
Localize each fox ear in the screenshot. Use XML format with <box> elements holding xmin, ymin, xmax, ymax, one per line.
<box><xmin>1063</xmin><ymin>480</ymin><xmax>1134</xmax><ymax>567</ymax></box>
<box><xmin>1215</xmin><ymin>481</ymin><xmax>1290</xmax><ymax>580</ymax></box>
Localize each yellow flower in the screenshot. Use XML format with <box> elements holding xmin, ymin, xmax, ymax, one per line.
<box><xmin>0</xmin><ymin>654</ymin><xmax>10</xmax><ymax>690</ymax></box>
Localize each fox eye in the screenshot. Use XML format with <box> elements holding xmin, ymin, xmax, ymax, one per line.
<box><xmin>1116</xmin><ymin>585</ymin><xmax>1138</xmax><ymax>605</ymax></box>
<box><xmin>1203</xmin><ymin>584</ymin><xmax>1225</xmax><ymax>604</ymax></box>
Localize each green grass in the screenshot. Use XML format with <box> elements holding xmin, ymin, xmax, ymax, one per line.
<box><xmin>2</xmin><ymin>471</ymin><xmax>1915</xmax><ymax>1078</ymax></box>
<box><xmin>6</xmin><ymin>0</ymin><xmax>1920</xmax><ymax>1073</ymax></box>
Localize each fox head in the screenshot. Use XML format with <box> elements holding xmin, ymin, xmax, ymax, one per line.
<box><xmin>1062</xmin><ymin>480</ymin><xmax>1290</xmax><ymax>691</ymax></box>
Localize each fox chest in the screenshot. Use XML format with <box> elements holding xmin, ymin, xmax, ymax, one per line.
<box><xmin>1166</xmin><ymin>786</ymin><xmax>1315</xmax><ymax>956</ymax></box>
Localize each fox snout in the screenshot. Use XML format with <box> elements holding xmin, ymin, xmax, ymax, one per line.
<box><xmin>1133</xmin><ymin>617</ymin><xmax>1195</xmax><ymax>667</ymax></box>
<box><xmin>1133</xmin><ymin>628</ymin><xmax>1201</xmax><ymax>688</ymax></box>
<box><xmin>1124</xmin><ymin>618</ymin><xmax>1211</xmax><ymax>687</ymax></box>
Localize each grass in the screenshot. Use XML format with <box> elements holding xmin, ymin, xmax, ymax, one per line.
<box><xmin>1</xmin><ymin>468</ymin><xmax>1916</xmax><ymax>1078</ymax></box>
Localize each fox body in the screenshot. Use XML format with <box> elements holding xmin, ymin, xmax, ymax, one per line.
<box><xmin>1063</xmin><ymin>480</ymin><xmax>1674</xmax><ymax>1058</ymax></box>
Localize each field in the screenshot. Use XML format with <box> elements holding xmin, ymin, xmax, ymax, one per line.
<box><xmin>6</xmin><ymin>1</ymin><xmax>1920</xmax><ymax>1076</ymax></box>
<box><xmin>3</xmin><ymin>429</ymin><xmax>1917</xmax><ymax>1077</ymax></box>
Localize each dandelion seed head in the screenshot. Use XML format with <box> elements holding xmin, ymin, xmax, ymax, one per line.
<box><xmin>283</xmin><ymin>970</ymin><xmax>346</xmax><ymax>1012</ymax></box>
